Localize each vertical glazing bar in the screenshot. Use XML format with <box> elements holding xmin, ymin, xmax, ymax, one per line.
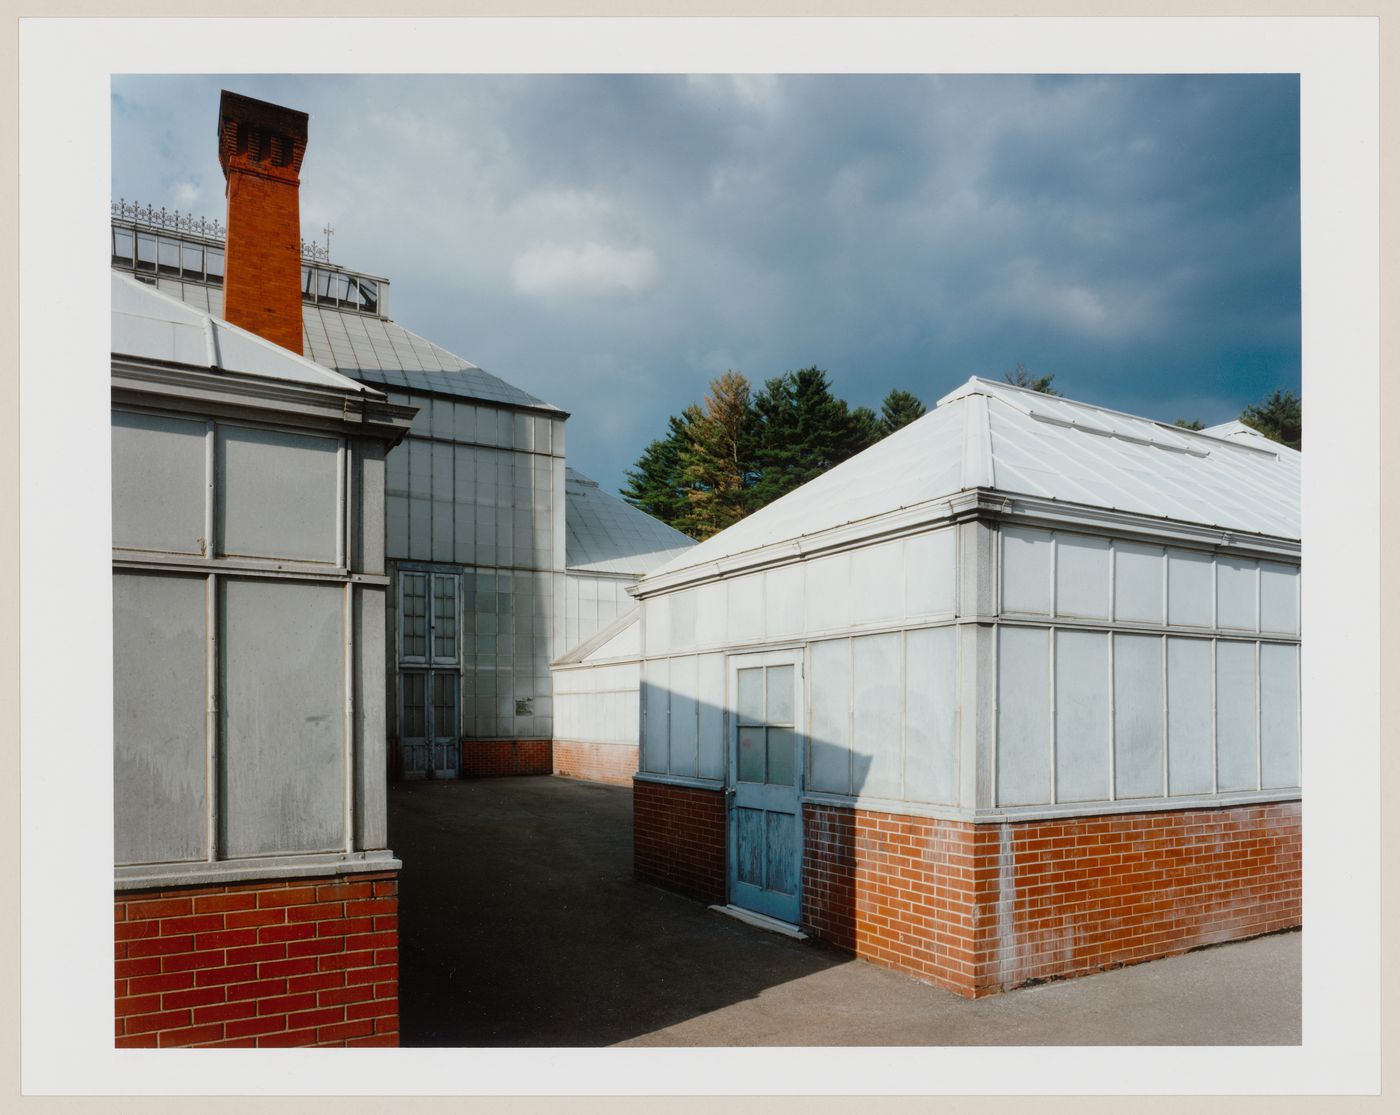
<box><xmin>1160</xmin><ymin>634</ymin><xmax>1170</xmax><ymax>798</ymax></box>
<box><xmin>1107</xmin><ymin>631</ymin><xmax>1117</xmax><ymax>802</ymax></box>
<box><xmin>1107</xmin><ymin>545</ymin><xmax>1118</xmax><ymax>800</ymax></box>
<box><xmin>205</xmin><ymin>572</ymin><xmax>218</xmax><ymax>862</ymax></box>
<box><xmin>203</xmin><ymin>421</ymin><xmax>215</xmax><ymax>559</ymax></box>
<box><xmin>344</xmin><ymin>439</ymin><xmax>354</xmax><ymax>575</ymax></box>
<box><xmin>344</xmin><ymin>581</ymin><xmax>354</xmax><ymax>852</ymax></box>
<box><xmin>1048</xmin><ymin>625</ymin><xmax>1057</xmax><ymax>804</ymax></box>
<box><xmin>1255</xmin><ymin>640</ymin><xmax>1263</xmax><ymax>791</ymax></box>
<box><xmin>335</xmin><ymin>441</ymin><xmax>347</xmax><ymax>571</ymax></box>
<box><xmin>1210</xmin><ymin>637</ymin><xmax>1218</xmax><ymax>795</ymax></box>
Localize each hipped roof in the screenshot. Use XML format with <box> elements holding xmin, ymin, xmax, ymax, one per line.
<box><xmin>647</xmin><ymin>376</ymin><xmax>1301</xmax><ymax>581</ymax></box>
<box><xmin>565</xmin><ymin>468</ymin><xmax>696</xmax><ymax>575</ymax></box>
<box><xmin>302</xmin><ymin>303</ymin><xmax>565</xmax><ymax>416</ymax></box>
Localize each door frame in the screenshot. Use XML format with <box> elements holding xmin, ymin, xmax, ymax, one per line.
<box><xmin>725</xmin><ymin>647</ymin><xmax>806</xmax><ymax>924</ymax></box>
<box><xmin>396</xmin><ymin>563</ymin><xmax>462</xmax><ymax>779</ymax></box>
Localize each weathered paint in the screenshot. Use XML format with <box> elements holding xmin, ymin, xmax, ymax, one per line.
<box><xmin>111</xmin><ymin>411</ymin><xmax>209</xmax><ymax>556</ymax></box>
<box><xmin>217</xmin><ymin>425</ymin><xmax>341</xmax><ymax>563</ymax></box>
<box><xmin>219</xmin><ymin>578</ymin><xmax>347</xmax><ymax>856</ymax></box>
<box><xmin>113</xmin><ymin>571</ymin><xmax>208</xmax><ymax>865</ymax></box>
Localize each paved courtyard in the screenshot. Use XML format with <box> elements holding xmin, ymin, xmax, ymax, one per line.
<box><xmin>388</xmin><ymin>776</ymin><xmax>1301</xmax><ymax>1047</ymax></box>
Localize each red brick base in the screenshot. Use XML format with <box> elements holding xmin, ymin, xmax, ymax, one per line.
<box><xmin>633</xmin><ymin>779</ymin><xmax>727</xmax><ymax>905</ymax></box>
<box><xmin>803</xmin><ymin>800</ymin><xmax>1301</xmax><ymax>998</ymax></box>
<box><xmin>114</xmin><ymin>871</ymin><xmax>399</xmax><ymax>1047</ymax></box>
<box><xmin>461</xmin><ymin>738</ymin><xmax>552</xmax><ymax>777</ymax></box>
<box><xmin>553</xmin><ymin>740</ymin><xmax>639</xmax><ymax>786</ymax></box>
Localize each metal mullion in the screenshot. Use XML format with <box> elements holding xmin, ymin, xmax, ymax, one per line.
<box><xmin>1048</xmin><ymin>624</ymin><xmax>1058</xmax><ymax>805</ymax></box>
<box><xmin>343</xmin><ymin>582</ymin><xmax>354</xmax><ymax>852</ymax></box>
<box><xmin>205</xmin><ymin>572</ymin><xmax>219</xmax><ymax>863</ymax></box>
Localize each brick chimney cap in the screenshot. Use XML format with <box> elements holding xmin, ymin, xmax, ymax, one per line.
<box><xmin>218</xmin><ymin>90</ymin><xmax>309</xmax><ymax>180</ymax></box>
<box><xmin>218</xmin><ymin>90</ymin><xmax>309</xmax><ymax>135</ymax></box>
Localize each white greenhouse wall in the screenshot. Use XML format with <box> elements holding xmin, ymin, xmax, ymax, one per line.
<box><xmin>382</xmin><ymin>392</ymin><xmax>567</xmax><ymax>742</ymax></box>
<box><xmin>992</xmin><ymin>525</ymin><xmax>1301</xmax><ymax>810</ymax></box>
<box><xmin>111</xmin><ymin>406</ymin><xmax>391</xmax><ymax>875</ymax></box>
<box><xmin>642</xmin><ymin>529</ymin><xmax>957</xmax><ymax>658</ymax></box>
<box><xmin>564</xmin><ymin>573</ymin><xmax>637</xmax><ymax>653</ymax></box>
<box><xmin>635</xmin><ymin>526</ymin><xmax>964</xmax><ymax>808</ymax></box>
<box><xmin>553</xmin><ymin>661</ymin><xmax>641</xmax><ymax>747</ymax></box>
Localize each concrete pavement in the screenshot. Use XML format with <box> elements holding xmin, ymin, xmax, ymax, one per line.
<box><xmin>388</xmin><ymin>776</ymin><xmax>1300</xmax><ymax>1047</ymax></box>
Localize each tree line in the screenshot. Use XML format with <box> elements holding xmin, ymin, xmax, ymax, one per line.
<box><xmin>621</xmin><ymin>367</ymin><xmax>926</xmax><ymax>540</ymax></box>
<box><xmin>624</xmin><ymin>365</ymin><xmax>1301</xmax><ymax>540</ymax></box>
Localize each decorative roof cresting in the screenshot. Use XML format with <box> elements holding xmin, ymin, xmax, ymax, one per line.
<box><xmin>111</xmin><ymin>199</ymin><xmax>331</xmax><ymax>262</ymax></box>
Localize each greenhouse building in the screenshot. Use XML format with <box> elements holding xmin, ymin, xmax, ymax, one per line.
<box><xmin>621</xmin><ymin>375</ymin><xmax>1301</xmax><ymax>997</ymax></box>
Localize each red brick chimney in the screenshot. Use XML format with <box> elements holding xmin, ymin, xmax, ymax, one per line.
<box><xmin>217</xmin><ymin>91</ymin><xmax>309</xmax><ymax>354</ymax></box>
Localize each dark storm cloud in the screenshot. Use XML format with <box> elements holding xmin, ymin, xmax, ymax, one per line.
<box><xmin>112</xmin><ymin>73</ymin><xmax>1299</xmax><ymax>493</ymax></box>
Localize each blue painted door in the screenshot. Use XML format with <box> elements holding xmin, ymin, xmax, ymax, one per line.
<box><xmin>728</xmin><ymin>655</ymin><xmax>803</xmax><ymax>925</ymax></box>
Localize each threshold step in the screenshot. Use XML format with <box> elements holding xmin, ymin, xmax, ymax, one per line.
<box><xmin>709</xmin><ymin>904</ymin><xmax>809</xmax><ymax>940</ymax></box>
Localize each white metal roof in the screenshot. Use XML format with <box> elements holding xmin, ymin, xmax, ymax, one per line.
<box><xmin>565</xmin><ymin>468</ymin><xmax>696</xmax><ymax>575</ymax></box>
<box><xmin>647</xmin><ymin>376</ymin><xmax>1300</xmax><ymax>580</ymax></box>
<box><xmin>1201</xmin><ymin>419</ymin><xmax>1287</xmax><ymax>448</ymax></box>
<box><xmin>126</xmin><ymin>267</ymin><xmax>565</xmax><ymax>415</ymax></box>
<box><xmin>111</xmin><ymin>272</ymin><xmax>374</xmax><ymax>395</ymax></box>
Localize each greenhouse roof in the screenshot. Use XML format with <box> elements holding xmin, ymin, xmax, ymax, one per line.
<box><xmin>302</xmin><ymin>303</ymin><xmax>565</xmax><ymax>415</ymax></box>
<box><xmin>565</xmin><ymin>468</ymin><xmax>696</xmax><ymax>575</ymax></box>
<box><xmin>647</xmin><ymin>376</ymin><xmax>1301</xmax><ymax>581</ymax></box>
<box><xmin>111</xmin><ymin>272</ymin><xmax>375</xmax><ymax>395</ymax></box>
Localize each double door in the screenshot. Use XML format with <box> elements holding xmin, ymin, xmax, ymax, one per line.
<box><xmin>399</xmin><ymin>569</ymin><xmax>460</xmax><ymax>779</ymax></box>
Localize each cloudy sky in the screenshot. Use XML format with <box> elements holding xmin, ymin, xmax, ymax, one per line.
<box><xmin>111</xmin><ymin>74</ymin><xmax>1299</xmax><ymax>495</ymax></box>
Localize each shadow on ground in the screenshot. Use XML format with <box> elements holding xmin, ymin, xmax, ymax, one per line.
<box><xmin>390</xmin><ymin>776</ymin><xmax>1302</xmax><ymax>1048</ymax></box>
<box><xmin>390</xmin><ymin>776</ymin><xmax>850</xmax><ymax>1046</ymax></box>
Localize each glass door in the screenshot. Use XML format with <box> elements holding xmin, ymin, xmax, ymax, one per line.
<box><xmin>398</xmin><ymin>568</ymin><xmax>460</xmax><ymax>779</ymax></box>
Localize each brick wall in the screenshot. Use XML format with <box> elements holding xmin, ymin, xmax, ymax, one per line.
<box><xmin>633</xmin><ymin>779</ymin><xmax>727</xmax><ymax>905</ymax></box>
<box><xmin>115</xmin><ymin>871</ymin><xmax>398</xmax><ymax>1048</ymax></box>
<box><xmin>803</xmin><ymin>803</ymin><xmax>981</xmax><ymax>992</ymax></box>
<box><xmin>801</xmin><ymin>800</ymin><xmax>1301</xmax><ymax>998</ymax></box>
<box><xmin>553</xmin><ymin>740</ymin><xmax>639</xmax><ymax>786</ymax></box>
<box><xmin>461</xmin><ymin>738</ymin><xmax>552</xmax><ymax>778</ymax></box>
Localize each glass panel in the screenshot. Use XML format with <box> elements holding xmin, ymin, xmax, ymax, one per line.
<box><xmin>737</xmin><ymin>668</ymin><xmax>764</xmax><ymax>725</ymax></box>
<box><xmin>401</xmin><ymin>573</ymin><xmax>427</xmax><ymax>659</ymax></box>
<box><xmin>205</xmin><ymin>247</ymin><xmax>224</xmax><ymax>281</ymax></box>
<box><xmin>432</xmin><ymin>575</ymin><xmax>458</xmax><ymax>661</ymax></box>
<box><xmin>181</xmin><ymin>242</ymin><xmax>204</xmax><ymax>277</ymax></box>
<box><xmin>135</xmin><ymin>231</ymin><xmax>156</xmax><ymax>271</ymax></box>
<box><xmin>738</xmin><ymin>727</ymin><xmax>764</xmax><ymax>782</ymax></box>
<box><xmin>357</xmin><ymin>277</ymin><xmax>378</xmax><ymax>314</ymax></box>
<box><xmin>402</xmin><ymin>673</ymin><xmax>426</xmax><ymax>739</ymax></box>
<box><xmin>302</xmin><ymin>264</ymin><xmax>314</xmax><ymax>295</ymax></box>
<box><xmin>766</xmin><ymin>665</ymin><xmax>795</xmax><ymax>725</ymax></box>
<box><xmin>766</xmin><ymin>728</ymin><xmax>795</xmax><ymax>786</ymax></box>
<box><xmin>336</xmin><ymin>273</ymin><xmax>353</xmax><ymax>303</ymax></box>
<box><xmin>157</xmin><ymin>237</ymin><xmax>181</xmax><ymax>275</ymax></box>
<box><xmin>432</xmin><ymin>673</ymin><xmax>458</xmax><ymax>739</ymax></box>
<box><xmin>113</xmin><ymin>226</ymin><xmax>134</xmax><ymax>265</ymax></box>
<box><xmin>318</xmin><ymin>269</ymin><xmax>334</xmax><ymax>299</ymax></box>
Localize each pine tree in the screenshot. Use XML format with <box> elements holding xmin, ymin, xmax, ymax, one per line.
<box><xmin>1240</xmin><ymin>388</ymin><xmax>1301</xmax><ymax>450</ymax></box>
<box><xmin>750</xmin><ymin>367</ymin><xmax>871</xmax><ymax>506</ymax></box>
<box><xmin>675</xmin><ymin>371</ymin><xmax>757</xmax><ymax>540</ymax></box>
<box><xmin>878</xmin><ymin>389</ymin><xmax>926</xmax><ymax>435</ymax></box>
<box><xmin>1173</xmin><ymin>418</ymin><xmax>1205</xmax><ymax>431</ymax></box>
<box><xmin>620</xmin><ymin>413</ymin><xmax>692</xmax><ymax>526</ymax></box>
